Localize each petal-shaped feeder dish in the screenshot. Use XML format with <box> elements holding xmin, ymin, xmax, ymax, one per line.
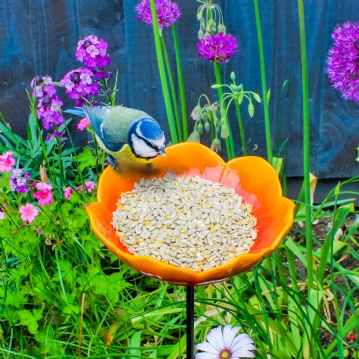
<box><xmin>86</xmin><ymin>142</ymin><xmax>295</xmax><ymax>286</ymax></box>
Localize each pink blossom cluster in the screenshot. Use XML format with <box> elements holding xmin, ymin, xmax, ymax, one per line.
<box><xmin>19</xmin><ymin>203</ymin><xmax>39</xmax><ymax>224</ymax></box>
<box><xmin>77</xmin><ymin>118</ymin><xmax>91</xmax><ymax>131</ymax></box>
<box><xmin>0</xmin><ymin>151</ymin><xmax>15</xmax><ymax>172</ymax></box>
<box><xmin>135</xmin><ymin>0</ymin><xmax>181</xmax><ymax>32</ymax></box>
<box><xmin>63</xmin><ymin>181</ymin><xmax>96</xmax><ymax>200</ymax></box>
<box><xmin>76</xmin><ymin>35</ymin><xmax>112</xmax><ymax>79</ymax></box>
<box><xmin>34</xmin><ymin>182</ymin><xmax>54</xmax><ymax>206</ymax></box>
<box><xmin>30</xmin><ymin>76</ymin><xmax>65</xmax><ymax>131</ymax></box>
<box><xmin>60</xmin><ymin>68</ymin><xmax>98</xmax><ymax>107</ymax></box>
<box><xmin>197</xmin><ymin>32</ymin><xmax>238</xmax><ymax>63</ymax></box>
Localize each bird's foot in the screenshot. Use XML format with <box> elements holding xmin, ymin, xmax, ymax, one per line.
<box><xmin>147</xmin><ymin>163</ymin><xmax>154</xmax><ymax>178</ymax></box>
<box><xmin>107</xmin><ymin>154</ymin><xmax>121</xmax><ymax>173</ymax></box>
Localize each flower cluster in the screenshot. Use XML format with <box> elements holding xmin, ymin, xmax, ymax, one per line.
<box><xmin>76</xmin><ymin>35</ymin><xmax>112</xmax><ymax>79</ymax></box>
<box><xmin>10</xmin><ymin>169</ymin><xmax>31</xmax><ymax>193</ymax></box>
<box><xmin>31</xmin><ymin>76</ymin><xmax>64</xmax><ymax>131</ymax></box>
<box><xmin>135</xmin><ymin>0</ymin><xmax>181</xmax><ymax>33</ymax></box>
<box><xmin>34</xmin><ymin>182</ymin><xmax>54</xmax><ymax>206</ymax></box>
<box><xmin>0</xmin><ymin>151</ymin><xmax>15</xmax><ymax>172</ymax></box>
<box><xmin>77</xmin><ymin>118</ymin><xmax>91</xmax><ymax>131</ymax></box>
<box><xmin>326</xmin><ymin>21</ymin><xmax>359</xmax><ymax>102</ymax></box>
<box><xmin>60</xmin><ymin>68</ymin><xmax>98</xmax><ymax>107</ymax></box>
<box><xmin>195</xmin><ymin>325</ymin><xmax>255</xmax><ymax>359</ymax></box>
<box><xmin>63</xmin><ymin>181</ymin><xmax>96</xmax><ymax>200</ymax></box>
<box><xmin>198</xmin><ymin>32</ymin><xmax>238</xmax><ymax>63</ymax></box>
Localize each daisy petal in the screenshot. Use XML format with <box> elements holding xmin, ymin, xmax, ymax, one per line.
<box><xmin>196</xmin><ymin>342</ymin><xmax>218</xmax><ymax>354</ymax></box>
<box><xmin>231</xmin><ymin>336</ymin><xmax>255</xmax><ymax>353</ymax></box>
<box><xmin>232</xmin><ymin>344</ymin><xmax>256</xmax><ymax>358</ymax></box>
<box><xmin>206</xmin><ymin>326</ymin><xmax>225</xmax><ymax>351</ymax></box>
<box><xmin>195</xmin><ymin>352</ymin><xmax>218</xmax><ymax>359</ymax></box>
<box><xmin>223</xmin><ymin>325</ymin><xmax>241</xmax><ymax>348</ymax></box>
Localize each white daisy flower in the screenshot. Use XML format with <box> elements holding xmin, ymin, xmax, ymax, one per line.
<box><xmin>195</xmin><ymin>325</ymin><xmax>256</xmax><ymax>359</ymax></box>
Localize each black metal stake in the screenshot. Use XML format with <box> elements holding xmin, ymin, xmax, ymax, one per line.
<box><xmin>186</xmin><ymin>286</ymin><xmax>195</xmax><ymax>359</ymax></box>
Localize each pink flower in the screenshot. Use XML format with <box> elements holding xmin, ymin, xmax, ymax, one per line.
<box><xmin>19</xmin><ymin>204</ymin><xmax>39</xmax><ymax>223</ymax></box>
<box><xmin>77</xmin><ymin>118</ymin><xmax>91</xmax><ymax>130</ymax></box>
<box><xmin>0</xmin><ymin>211</ymin><xmax>4</xmax><ymax>220</ymax></box>
<box><xmin>85</xmin><ymin>181</ymin><xmax>96</xmax><ymax>193</ymax></box>
<box><xmin>35</xmin><ymin>182</ymin><xmax>52</xmax><ymax>191</ymax></box>
<box><xmin>34</xmin><ymin>182</ymin><xmax>53</xmax><ymax>206</ymax></box>
<box><xmin>0</xmin><ymin>151</ymin><xmax>16</xmax><ymax>172</ymax></box>
<box><xmin>64</xmin><ymin>187</ymin><xmax>73</xmax><ymax>200</ymax></box>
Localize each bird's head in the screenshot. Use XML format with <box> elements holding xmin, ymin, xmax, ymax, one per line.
<box><xmin>128</xmin><ymin>118</ymin><xmax>166</xmax><ymax>159</ymax></box>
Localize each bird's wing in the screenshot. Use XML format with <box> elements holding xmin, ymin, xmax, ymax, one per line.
<box><xmin>82</xmin><ymin>105</ymin><xmax>125</xmax><ymax>152</ymax></box>
<box><xmin>102</xmin><ymin>106</ymin><xmax>153</xmax><ymax>151</ymax></box>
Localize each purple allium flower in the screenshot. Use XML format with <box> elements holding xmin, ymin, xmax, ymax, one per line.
<box><xmin>76</xmin><ymin>35</ymin><xmax>112</xmax><ymax>75</ymax></box>
<box><xmin>135</xmin><ymin>0</ymin><xmax>181</xmax><ymax>32</ymax></box>
<box><xmin>326</xmin><ymin>21</ymin><xmax>359</xmax><ymax>102</ymax></box>
<box><xmin>60</xmin><ymin>68</ymin><xmax>98</xmax><ymax>101</ymax></box>
<box><xmin>197</xmin><ymin>32</ymin><xmax>238</xmax><ymax>63</ymax></box>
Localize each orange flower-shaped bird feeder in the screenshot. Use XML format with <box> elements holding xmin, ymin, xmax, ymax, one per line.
<box><xmin>86</xmin><ymin>142</ymin><xmax>295</xmax><ymax>286</ymax></box>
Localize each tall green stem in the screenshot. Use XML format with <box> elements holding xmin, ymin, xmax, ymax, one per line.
<box><xmin>160</xmin><ymin>35</ymin><xmax>182</xmax><ymax>142</ymax></box>
<box><xmin>149</xmin><ymin>0</ymin><xmax>178</xmax><ymax>144</ymax></box>
<box><xmin>172</xmin><ymin>24</ymin><xmax>188</xmax><ymax>141</ymax></box>
<box><xmin>297</xmin><ymin>0</ymin><xmax>313</xmax><ymax>294</ymax></box>
<box><xmin>253</xmin><ymin>0</ymin><xmax>273</xmax><ymax>164</ymax></box>
<box><xmin>234</xmin><ymin>100</ymin><xmax>247</xmax><ymax>156</ymax></box>
<box><xmin>213</xmin><ymin>62</ymin><xmax>235</xmax><ymax>160</ymax></box>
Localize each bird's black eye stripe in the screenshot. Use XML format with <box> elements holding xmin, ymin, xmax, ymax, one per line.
<box><xmin>136</xmin><ymin>134</ymin><xmax>159</xmax><ymax>151</ymax></box>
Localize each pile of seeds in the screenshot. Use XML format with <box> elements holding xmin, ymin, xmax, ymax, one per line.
<box><xmin>112</xmin><ymin>173</ymin><xmax>257</xmax><ymax>271</ymax></box>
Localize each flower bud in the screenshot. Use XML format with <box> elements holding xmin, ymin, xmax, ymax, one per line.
<box><xmin>218</xmin><ymin>24</ymin><xmax>226</xmax><ymax>35</ymax></box>
<box><xmin>221</xmin><ymin>124</ymin><xmax>229</xmax><ymax>138</ymax></box>
<box><xmin>230</xmin><ymin>72</ymin><xmax>236</xmax><ymax>82</ymax></box>
<box><xmin>211</xmin><ymin>138</ymin><xmax>221</xmax><ymax>152</ymax></box>
<box><xmin>200</xmin><ymin>17</ymin><xmax>206</xmax><ymax>31</ymax></box>
<box><xmin>197</xmin><ymin>122</ymin><xmax>204</xmax><ymax>135</ymax></box>
<box><xmin>198</xmin><ymin>29</ymin><xmax>204</xmax><ymax>40</ymax></box>
<box><xmin>204</xmin><ymin>121</ymin><xmax>211</xmax><ymax>132</ymax></box>
<box><xmin>191</xmin><ymin>105</ymin><xmax>201</xmax><ymax>120</ymax></box>
<box><xmin>188</xmin><ymin>130</ymin><xmax>200</xmax><ymax>143</ymax></box>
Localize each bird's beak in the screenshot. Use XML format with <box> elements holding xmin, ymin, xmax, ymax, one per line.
<box><xmin>159</xmin><ymin>148</ymin><xmax>166</xmax><ymax>157</ymax></box>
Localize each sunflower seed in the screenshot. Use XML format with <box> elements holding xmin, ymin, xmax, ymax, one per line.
<box><xmin>112</xmin><ymin>173</ymin><xmax>257</xmax><ymax>272</ymax></box>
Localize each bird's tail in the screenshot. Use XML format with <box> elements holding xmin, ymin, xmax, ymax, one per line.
<box><xmin>63</xmin><ymin>107</ymin><xmax>86</xmax><ymax>117</ymax></box>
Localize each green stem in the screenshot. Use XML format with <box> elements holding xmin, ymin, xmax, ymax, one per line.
<box><xmin>253</xmin><ymin>0</ymin><xmax>273</xmax><ymax>163</ymax></box>
<box><xmin>234</xmin><ymin>100</ymin><xmax>247</xmax><ymax>155</ymax></box>
<box><xmin>160</xmin><ymin>35</ymin><xmax>182</xmax><ymax>142</ymax></box>
<box><xmin>149</xmin><ymin>0</ymin><xmax>178</xmax><ymax>144</ymax></box>
<box><xmin>213</xmin><ymin>62</ymin><xmax>234</xmax><ymax>160</ymax></box>
<box><xmin>297</xmin><ymin>0</ymin><xmax>313</xmax><ymax>294</ymax></box>
<box><xmin>172</xmin><ymin>24</ymin><xmax>188</xmax><ymax>141</ymax></box>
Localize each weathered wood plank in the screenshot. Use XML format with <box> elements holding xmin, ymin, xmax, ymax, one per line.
<box><xmin>0</xmin><ymin>0</ymin><xmax>359</xmax><ymax>180</ymax></box>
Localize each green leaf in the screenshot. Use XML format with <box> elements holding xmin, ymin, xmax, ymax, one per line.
<box><xmin>76</xmin><ymin>147</ymin><xmax>97</xmax><ymax>172</ymax></box>
<box><xmin>130</xmin><ymin>330</ymin><xmax>143</xmax><ymax>359</ymax></box>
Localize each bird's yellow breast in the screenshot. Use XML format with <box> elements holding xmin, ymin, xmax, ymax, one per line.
<box><xmin>96</xmin><ymin>135</ymin><xmax>155</xmax><ymax>164</ymax></box>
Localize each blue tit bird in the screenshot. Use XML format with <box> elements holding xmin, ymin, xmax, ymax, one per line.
<box><xmin>65</xmin><ymin>105</ymin><xmax>166</xmax><ymax>171</ymax></box>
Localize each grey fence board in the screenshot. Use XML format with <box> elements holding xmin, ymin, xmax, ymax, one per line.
<box><xmin>1</xmin><ymin>0</ymin><xmax>359</xmax><ymax>180</ymax></box>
